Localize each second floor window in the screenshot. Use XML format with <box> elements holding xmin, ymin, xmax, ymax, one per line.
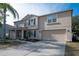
<box><xmin>28</xmin><ymin>18</ymin><xmax>36</xmax><ymax>26</ymax></box>
<box><xmin>47</xmin><ymin>15</ymin><xmax>57</xmax><ymax>23</ymax></box>
<box><xmin>34</xmin><ymin>18</ymin><xmax>36</xmax><ymax>25</ymax></box>
<box><xmin>28</xmin><ymin>20</ymin><xmax>30</xmax><ymax>25</ymax></box>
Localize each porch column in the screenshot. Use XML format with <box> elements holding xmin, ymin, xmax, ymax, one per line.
<box><xmin>21</xmin><ymin>30</ymin><xmax>24</xmax><ymax>39</ymax></box>
<box><xmin>15</xmin><ymin>29</ymin><xmax>16</xmax><ymax>39</ymax></box>
<box><xmin>9</xmin><ymin>30</ymin><xmax>10</xmax><ymax>39</ymax></box>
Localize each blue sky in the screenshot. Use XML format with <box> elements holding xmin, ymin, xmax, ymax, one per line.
<box><xmin>6</xmin><ymin>3</ymin><xmax>79</xmax><ymax>25</ymax></box>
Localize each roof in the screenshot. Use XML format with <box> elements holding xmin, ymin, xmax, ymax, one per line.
<box><xmin>9</xmin><ymin>27</ymin><xmax>27</xmax><ymax>30</ymax></box>
<box><xmin>39</xmin><ymin>9</ymin><xmax>73</xmax><ymax>17</ymax></box>
<box><xmin>14</xmin><ymin>14</ymin><xmax>37</xmax><ymax>23</ymax></box>
<box><xmin>14</xmin><ymin>9</ymin><xmax>73</xmax><ymax>23</ymax></box>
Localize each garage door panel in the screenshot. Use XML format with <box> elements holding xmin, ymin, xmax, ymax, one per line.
<box><xmin>42</xmin><ymin>30</ymin><xmax>66</xmax><ymax>42</ymax></box>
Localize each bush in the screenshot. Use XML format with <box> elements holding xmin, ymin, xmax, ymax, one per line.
<box><xmin>72</xmin><ymin>34</ymin><xmax>79</xmax><ymax>42</ymax></box>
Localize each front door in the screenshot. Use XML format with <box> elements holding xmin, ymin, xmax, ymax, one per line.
<box><xmin>28</xmin><ymin>30</ymin><xmax>36</xmax><ymax>39</ymax></box>
<box><xmin>24</xmin><ymin>31</ymin><xmax>28</xmax><ymax>39</ymax></box>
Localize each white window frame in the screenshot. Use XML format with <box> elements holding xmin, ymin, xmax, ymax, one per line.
<box><xmin>29</xmin><ymin>17</ymin><xmax>36</xmax><ymax>26</ymax></box>
<box><xmin>47</xmin><ymin>15</ymin><xmax>58</xmax><ymax>24</ymax></box>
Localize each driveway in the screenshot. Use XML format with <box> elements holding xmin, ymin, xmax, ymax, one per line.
<box><xmin>0</xmin><ymin>41</ymin><xmax>66</xmax><ymax>56</ymax></box>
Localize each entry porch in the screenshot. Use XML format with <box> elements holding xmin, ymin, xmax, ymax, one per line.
<box><xmin>9</xmin><ymin>27</ymin><xmax>28</xmax><ymax>40</ymax></box>
<box><xmin>9</xmin><ymin>27</ymin><xmax>40</xmax><ymax>40</ymax></box>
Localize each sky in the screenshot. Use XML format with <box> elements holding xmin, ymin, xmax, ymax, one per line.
<box><xmin>6</xmin><ymin>3</ymin><xmax>79</xmax><ymax>25</ymax></box>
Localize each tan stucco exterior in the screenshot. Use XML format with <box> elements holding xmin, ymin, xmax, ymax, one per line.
<box><xmin>38</xmin><ymin>10</ymin><xmax>72</xmax><ymax>42</ymax></box>
<box><xmin>38</xmin><ymin>10</ymin><xmax>72</xmax><ymax>30</ymax></box>
<box><xmin>9</xmin><ymin>10</ymin><xmax>72</xmax><ymax>42</ymax></box>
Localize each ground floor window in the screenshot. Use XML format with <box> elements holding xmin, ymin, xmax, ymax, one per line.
<box><xmin>28</xmin><ymin>31</ymin><xmax>32</xmax><ymax>37</ymax></box>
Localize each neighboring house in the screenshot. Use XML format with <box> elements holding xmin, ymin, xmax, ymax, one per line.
<box><xmin>0</xmin><ymin>24</ymin><xmax>14</xmax><ymax>38</ymax></box>
<box><xmin>9</xmin><ymin>10</ymin><xmax>72</xmax><ymax>42</ymax></box>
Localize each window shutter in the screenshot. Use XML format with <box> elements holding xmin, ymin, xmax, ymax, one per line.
<box><xmin>34</xmin><ymin>31</ymin><xmax>36</xmax><ymax>37</ymax></box>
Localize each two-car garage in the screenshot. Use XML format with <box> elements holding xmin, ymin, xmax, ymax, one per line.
<box><xmin>42</xmin><ymin>29</ymin><xmax>66</xmax><ymax>42</ymax></box>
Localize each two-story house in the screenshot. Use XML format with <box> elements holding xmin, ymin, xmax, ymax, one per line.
<box><xmin>9</xmin><ymin>10</ymin><xmax>72</xmax><ymax>42</ymax></box>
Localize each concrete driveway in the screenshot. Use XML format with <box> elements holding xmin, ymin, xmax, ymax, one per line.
<box><xmin>0</xmin><ymin>41</ymin><xmax>66</xmax><ymax>56</ymax></box>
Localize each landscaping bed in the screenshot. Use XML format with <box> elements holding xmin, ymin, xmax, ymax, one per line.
<box><xmin>0</xmin><ymin>39</ymin><xmax>40</xmax><ymax>49</ymax></box>
<box><xmin>0</xmin><ymin>40</ymin><xmax>26</xmax><ymax>49</ymax></box>
<box><xmin>65</xmin><ymin>41</ymin><xmax>79</xmax><ymax>56</ymax></box>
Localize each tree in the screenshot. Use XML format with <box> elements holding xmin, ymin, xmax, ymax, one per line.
<box><xmin>0</xmin><ymin>3</ymin><xmax>19</xmax><ymax>39</ymax></box>
<box><xmin>72</xmin><ymin>16</ymin><xmax>79</xmax><ymax>36</ymax></box>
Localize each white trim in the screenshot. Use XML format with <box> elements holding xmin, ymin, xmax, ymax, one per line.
<box><xmin>47</xmin><ymin>14</ymin><xmax>58</xmax><ymax>24</ymax></box>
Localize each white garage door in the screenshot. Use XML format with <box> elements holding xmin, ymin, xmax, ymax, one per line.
<box><xmin>42</xmin><ymin>29</ymin><xmax>66</xmax><ymax>42</ymax></box>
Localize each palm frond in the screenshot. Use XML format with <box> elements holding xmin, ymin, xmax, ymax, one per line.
<box><xmin>0</xmin><ymin>10</ymin><xmax>3</xmax><ymax>15</ymax></box>
<box><xmin>7</xmin><ymin>4</ymin><xmax>19</xmax><ymax>19</ymax></box>
<box><xmin>0</xmin><ymin>3</ymin><xmax>7</xmax><ymax>9</ymax></box>
<box><xmin>0</xmin><ymin>3</ymin><xmax>19</xmax><ymax>19</ymax></box>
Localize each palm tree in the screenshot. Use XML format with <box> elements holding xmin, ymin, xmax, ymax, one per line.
<box><xmin>0</xmin><ymin>3</ymin><xmax>19</xmax><ymax>39</ymax></box>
